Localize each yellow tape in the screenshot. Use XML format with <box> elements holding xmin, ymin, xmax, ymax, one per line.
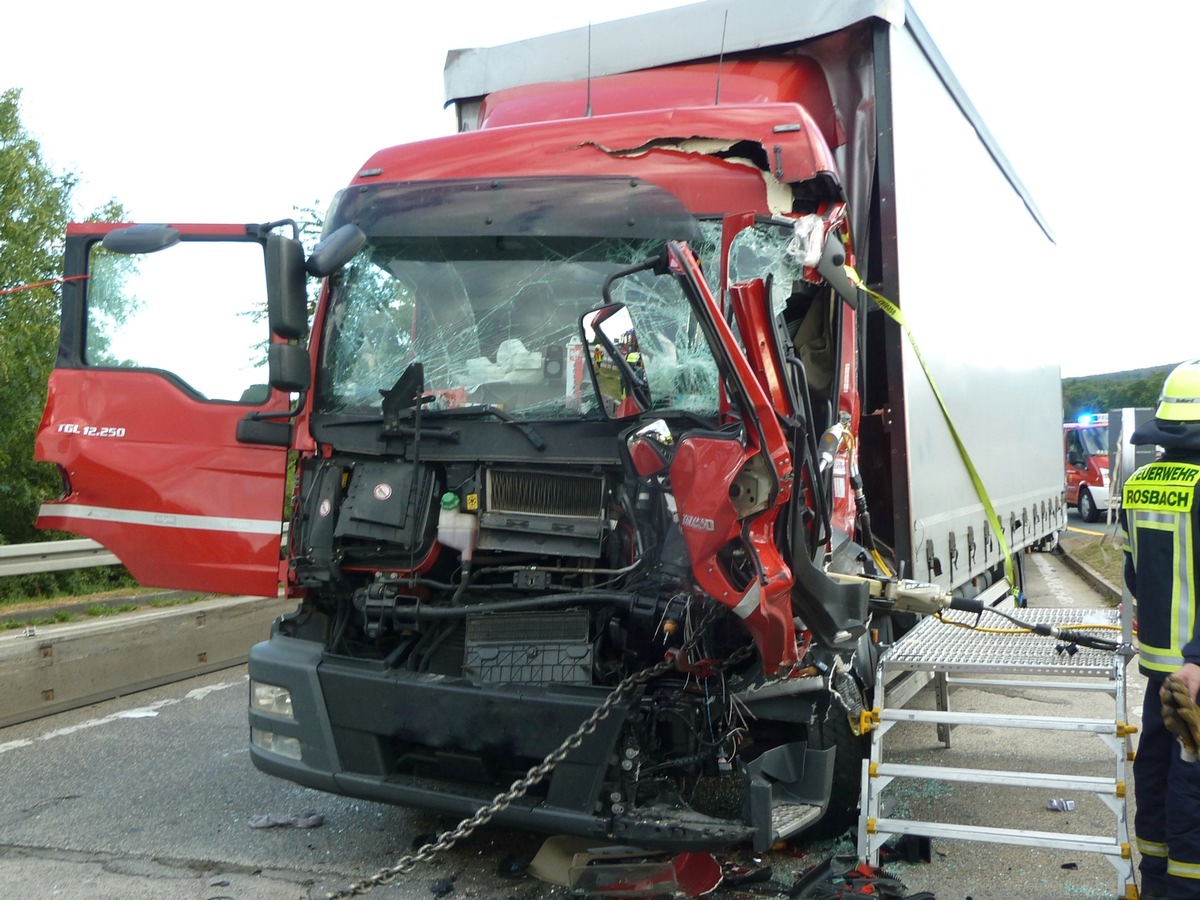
<box><xmin>843</xmin><ymin>265</ymin><xmax>1017</xmax><ymax>594</ymax></box>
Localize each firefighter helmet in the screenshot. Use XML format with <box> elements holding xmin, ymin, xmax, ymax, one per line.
<box><xmin>1157</xmin><ymin>359</ymin><xmax>1200</xmax><ymax>422</ymax></box>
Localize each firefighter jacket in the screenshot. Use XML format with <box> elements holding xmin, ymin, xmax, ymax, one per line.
<box><xmin>1121</xmin><ymin>450</ymin><xmax>1200</xmax><ymax>677</ymax></box>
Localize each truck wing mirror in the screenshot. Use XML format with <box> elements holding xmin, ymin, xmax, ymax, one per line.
<box><xmin>101</xmin><ymin>223</ymin><xmax>181</xmax><ymax>254</ymax></box>
<box><xmin>265</xmin><ymin>232</ymin><xmax>308</xmax><ymax>340</ymax></box>
<box><xmin>581</xmin><ymin>303</ymin><xmax>650</xmax><ymax>419</ymax></box>
<box><xmin>268</xmin><ymin>342</ymin><xmax>311</xmax><ymax>392</ymax></box>
<box><xmin>306</xmin><ymin>223</ymin><xmax>367</xmax><ymax>277</ymax></box>
<box><xmin>817</xmin><ymin>232</ymin><xmax>858</xmax><ymax>310</ymax></box>
<box><xmin>626</xmin><ymin>419</ymin><xmax>675</xmax><ymax>476</ymax></box>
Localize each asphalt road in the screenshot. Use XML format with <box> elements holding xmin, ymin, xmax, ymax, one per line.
<box><xmin>0</xmin><ymin>546</ymin><xmax>1144</xmax><ymax>900</ymax></box>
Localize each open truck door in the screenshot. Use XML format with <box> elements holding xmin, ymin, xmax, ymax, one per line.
<box><xmin>34</xmin><ymin>221</ymin><xmax>311</xmax><ymax>597</ymax></box>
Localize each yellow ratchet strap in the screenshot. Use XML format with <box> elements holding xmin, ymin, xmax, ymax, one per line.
<box><xmin>842</xmin><ymin>265</ymin><xmax>1017</xmax><ymax>594</ymax></box>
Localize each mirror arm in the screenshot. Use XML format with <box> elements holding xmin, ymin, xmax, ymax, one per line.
<box><xmin>258</xmin><ymin>219</ymin><xmax>300</xmax><ymax>241</ymax></box>
<box><xmin>601</xmin><ymin>252</ymin><xmax>666</xmax><ymax>305</ymax></box>
<box><xmin>817</xmin><ymin>231</ymin><xmax>859</xmax><ymax>310</ymax></box>
<box><xmin>246</xmin><ymin>393</ymin><xmax>306</xmax><ymax>421</ymax></box>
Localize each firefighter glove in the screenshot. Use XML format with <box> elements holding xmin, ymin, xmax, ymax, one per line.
<box><xmin>1161</xmin><ymin>673</ymin><xmax>1200</xmax><ymax>762</ymax></box>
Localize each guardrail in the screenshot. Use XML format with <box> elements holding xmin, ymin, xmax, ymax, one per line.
<box><xmin>0</xmin><ymin>539</ymin><xmax>121</xmax><ymax>577</ymax></box>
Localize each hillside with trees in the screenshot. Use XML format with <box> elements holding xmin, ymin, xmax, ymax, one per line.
<box><xmin>1061</xmin><ymin>365</ymin><xmax>1175</xmax><ymax>423</ymax></box>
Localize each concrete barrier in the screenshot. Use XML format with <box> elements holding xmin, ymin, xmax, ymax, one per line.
<box><xmin>0</xmin><ymin>595</ymin><xmax>293</xmax><ymax>729</ymax></box>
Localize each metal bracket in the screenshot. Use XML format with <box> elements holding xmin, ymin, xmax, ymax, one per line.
<box><xmin>925</xmin><ymin>539</ymin><xmax>942</xmax><ymax>579</ymax></box>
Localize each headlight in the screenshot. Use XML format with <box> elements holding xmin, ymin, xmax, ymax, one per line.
<box><xmin>251</xmin><ymin>726</ymin><xmax>302</xmax><ymax>760</ymax></box>
<box><xmin>250</xmin><ymin>680</ymin><xmax>294</xmax><ymax>718</ymax></box>
<box><xmin>1100</xmin><ymin>468</ymin><xmax>1110</xmax><ymax>487</ymax></box>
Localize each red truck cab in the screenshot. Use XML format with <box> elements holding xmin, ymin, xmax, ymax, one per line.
<box><xmin>1064</xmin><ymin>413</ymin><xmax>1109</xmax><ymax>523</ymax></box>
<box><xmin>31</xmin><ymin>0</ymin><xmax>1067</xmax><ymax>856</ymax></box>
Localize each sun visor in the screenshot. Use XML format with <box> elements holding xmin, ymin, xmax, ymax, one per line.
<box><xmin>326</xmin><ymin>176</ymin><xmax>702</xmax><ymax>243</ymax></box>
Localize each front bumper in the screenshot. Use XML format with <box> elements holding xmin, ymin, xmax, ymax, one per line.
<box><xmin>1084</xmin><ymin>483</ymin><xmax>1110</xmax><ymax>509</ymax></box>
<box><xmin>246</xmin><ymin>635</ymin><xmax>757</xmax><ymax>849</ymax></box>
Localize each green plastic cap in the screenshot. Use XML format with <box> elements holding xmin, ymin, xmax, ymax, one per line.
<box><xmin>440</xmin><ymin>492</ymin><xmax>460</xmax><ymax>510</ymax></box>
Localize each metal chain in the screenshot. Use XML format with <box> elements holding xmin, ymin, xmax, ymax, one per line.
<box><xmin>324</xmin><ymin>600</ymin><xmax>735</xmax><ymax>899</ymax></box>
<box><xmin>717</xmin><ymin>640</ymin><xmax>756</xmax><ymax>672</ymax></box>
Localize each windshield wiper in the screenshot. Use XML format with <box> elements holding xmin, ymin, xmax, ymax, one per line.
<box><xmin>378</xmin><ymin>363</ymin><xmax>459</xmax><ymax>442</ymax></box>
<box><xmin>428</xmin><ymin>404</ymin><xmax>546</xmax><ymax>451</ymax></box>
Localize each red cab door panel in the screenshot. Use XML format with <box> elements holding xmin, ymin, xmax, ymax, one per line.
<box><xmin>35</xmin><ymin>222</ymin><xmax>295</xmax><ymax>597</ymax></box>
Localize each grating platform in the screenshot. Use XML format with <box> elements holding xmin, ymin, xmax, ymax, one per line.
<box><xmin>883</xmin><ymin>606</ymin><xmax>1122</xmax><ymax>677</ymax></box>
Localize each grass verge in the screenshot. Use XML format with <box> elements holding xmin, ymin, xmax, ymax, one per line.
<box><xmin>0</xmin><ymin>590</ymin><xmax>210</xmax><ymax>631</ymax></box>
<box><xmin>1067</xmin><ymin>535</ymin><xmax>1125</xmax><ymax>588</ymax></box>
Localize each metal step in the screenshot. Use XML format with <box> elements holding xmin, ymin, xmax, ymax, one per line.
<box><xmin>873</xmin><ymin>762</ymin><xmax>1120</xmax><ymax>793</ymax></box>
<box><xmin>867</xmin><ymin>817</ymin><xmax>1128</xmax><ymax>857</ymax></box>
<box><xmin>770</xmin><ymin>801</ymin><xmax>823</xmax><ymax>842</ymax></box>
<box><xmin>878</xmin><ymin>707</ymin><xmax>1122</xmax><ymax>734</ymax></box>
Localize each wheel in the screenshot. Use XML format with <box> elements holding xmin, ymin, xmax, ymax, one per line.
<box><xmin>804</xmin><ymin>704</ymin><xmax>870</xmax><ymax>839</ymax></box>
<box><xmin>1078</xmin><ymin>486</ymin><xmax>1099</xmax><ymax>523</ymax></box>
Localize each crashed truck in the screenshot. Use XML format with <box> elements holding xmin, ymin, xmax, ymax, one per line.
<box><xmin>35</xmin><ymin>0</ymin><xmax>1064</xmax><ymax>851</ymax></box>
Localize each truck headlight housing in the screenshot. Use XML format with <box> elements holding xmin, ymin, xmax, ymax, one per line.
<box><xmin>250</xmin><ymin>680</ymin><xmax>294</xmax><ymax>719</ymax></box>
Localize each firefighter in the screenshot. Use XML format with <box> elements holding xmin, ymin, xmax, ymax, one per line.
<box><xmin>1122</xmin><ymin>359</ymin><xmax>1200</xmax><ymax>900</ymax></box>
<box><xmin>624</xmin><ymin>339</ymin><xmax>645</xmax><ymax>384</ymax></box>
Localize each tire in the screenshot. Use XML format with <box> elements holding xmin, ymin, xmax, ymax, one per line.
<box><xmin>805</xmin><ymin>706</ymin><xmax>870</xmax><ymax>839</ymax></box>
<box><xmin>1078</xmin><ymin>487</ymin><xmax>1099</xmax><ymax>523</ymax></box>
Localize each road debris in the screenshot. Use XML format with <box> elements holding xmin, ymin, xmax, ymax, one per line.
<box><xmin>248</xmin><ymin>812</ymin><xmax>325</xmax><ymax>829</ymax></box>
<box><xmin>528</xmin><ymin>836</ymin><xmax>722</xmax><ymax>897</ymax></box>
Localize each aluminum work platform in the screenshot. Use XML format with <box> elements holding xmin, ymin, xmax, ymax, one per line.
<box><xmin>857</xmin><ymin>601</ymin><xmax>1138</xmax><ymax>899</ymax></box>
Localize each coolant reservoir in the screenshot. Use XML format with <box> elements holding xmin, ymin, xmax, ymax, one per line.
<box><xmin>438</xmin><ymin>492</ymin><xmax>477</xmax><ymax>561</ymax></box>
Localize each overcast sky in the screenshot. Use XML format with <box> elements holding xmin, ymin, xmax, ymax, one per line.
<box><xmin>2</xmin><ymin>0</ymin><xmax>1195</xmax><ymax>378</ymax></box>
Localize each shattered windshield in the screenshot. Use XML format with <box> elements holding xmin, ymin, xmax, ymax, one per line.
<box><xmin>316</xmin><ymin>235</ymin><xmax>723</xmax><ymax>420</ymax></box>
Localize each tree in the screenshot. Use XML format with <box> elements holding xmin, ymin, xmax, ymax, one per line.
<box><xmin>0</xmin><ymin>88</ymin><xmax>124</xmax><ymax>545</ymax></box>
<box><xmin>0</xmin><ymin>88</ymin><xmax>75</xmax><ymax>544</ymax></box>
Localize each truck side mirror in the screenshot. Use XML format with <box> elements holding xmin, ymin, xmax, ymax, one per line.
<box><xmin>265</xmin><ymin>233</ymin><xmax>308</xmax><ymax>340</ymax></box>
<box><xmin>268</xmin><ymin>342</ymin><xmax>311</xmax><ymax>392</ymax></box>
<box><xmin>626</xmin><ymin>419</ymin><xmax>675</xmax><ymax>476</ymax></box>
<box><xmin>581</xmin><ymin>303</ymin><xmax>650</xmax><ymax>419</ymax></box>
<box><xmin>306</xmin><ymin>223</ymin><xmax>367</xmax><ymax>278</ymax></box>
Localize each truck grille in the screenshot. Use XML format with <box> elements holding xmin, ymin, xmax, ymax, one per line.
<box><xmin>486</xmin><ymin>469</ymin><xmax>604</xmax><ymax>518</ymax></box>
<box><xmin>464</xmin><ymin>610</ymin><xmax>592</xmax><ymax>685</ymax></box>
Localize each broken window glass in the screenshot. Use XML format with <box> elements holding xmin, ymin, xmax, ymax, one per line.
<box><xmin>728</xmin><ymin>219</ymin><xmax>812</xmax><ymax>316</ymax></box>
<box><xmin>316</xmin><ymin>236</ymin><xmax>725</xmax><ymax>421</ymax></box>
